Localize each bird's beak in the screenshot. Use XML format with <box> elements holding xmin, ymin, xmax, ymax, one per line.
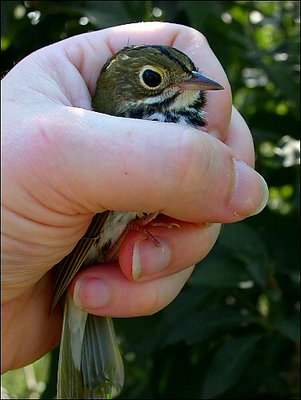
<box><xmin>178</xmin><ymin>71</ymin><xmax>224</xmax><ymax>91</ymax></box>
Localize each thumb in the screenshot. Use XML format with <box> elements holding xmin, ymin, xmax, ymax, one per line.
<box><xmin>10</xmin><ymin>106</ymin><xmax>268</xmax><ymax>223</ymax></box>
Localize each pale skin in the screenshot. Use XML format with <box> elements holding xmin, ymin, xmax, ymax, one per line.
<box><xmin>2</xmin><ymin>22</ymin><xmax>268</xmax><ymax>373</ymax></box>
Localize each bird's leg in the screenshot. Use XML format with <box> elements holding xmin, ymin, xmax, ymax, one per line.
<box><xmin>128</xmin><ymin>212</ymin><xmax>163</xmax><ymax>243</ymax></box>
<box><xmin>105</xmin><ymin>213</ymin><xmax>158</xmax><ymax>262</ymax></box>
<box><xmin>148</xmin><ymin>221</ymin><xmax>181</xmax><ymax>229</ymax></box>
<box><xmin>105</xmin><ymin>213</ymin><xmax>181</xmax><ymax>262</ymax></box>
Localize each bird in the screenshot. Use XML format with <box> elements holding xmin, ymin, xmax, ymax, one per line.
<box><xmin>51</xmin><ymin>44</ymin><xmax>223</xmax><ymax>399</ymax></box>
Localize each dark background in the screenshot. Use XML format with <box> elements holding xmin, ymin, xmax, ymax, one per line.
<box><xmin>1</xmin><ymin>1</ymin><xmax>300</xmax><ymax>399</ymax></box>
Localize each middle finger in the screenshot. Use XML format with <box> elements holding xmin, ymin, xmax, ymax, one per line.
<box><xmin>118</xmin><ymin>216</ymin><xmax>221</xmax><ymax>282</ymax></box>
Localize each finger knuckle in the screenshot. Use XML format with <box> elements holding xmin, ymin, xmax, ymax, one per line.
<box><xmin>174</xmin><ymin>129</ymin><xmax>212</xmax><ymax>195</ymax></box>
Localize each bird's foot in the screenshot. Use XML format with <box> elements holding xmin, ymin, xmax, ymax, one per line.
<box><xmin>105</xmin><ymin>213</ymin><xmax>180</xmax><ymax>261</ymax></box>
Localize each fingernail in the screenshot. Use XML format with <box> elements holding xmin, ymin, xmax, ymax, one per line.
<box><xmin>73</xmin><ymin>277</ymin><xmax>110</xmax><ymax>309</ymax></box>
<box><xmin>132</xmin><ymin>239</ymin><xmax>172</xmax><ymax>280</ymax></box>
<box><xmin>230</xmin><ymin>160</ymin><xmax>269</xmax><ymax>216</ymax></box>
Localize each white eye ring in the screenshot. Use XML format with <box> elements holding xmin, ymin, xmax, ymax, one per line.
<box><xmin>139</xmin><ymin>66</ymin><xmax>163</xmax><ymax>89</ymax></box>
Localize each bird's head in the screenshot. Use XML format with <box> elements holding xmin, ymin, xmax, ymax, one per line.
<box><xmin>92</xmin><ymin>45</ymin><xmax>223</xmax><ymax>119</ymax></box>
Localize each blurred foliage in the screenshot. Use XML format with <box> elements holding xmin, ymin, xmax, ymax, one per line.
<box><xmin>1</xmin><ymin>1</ymin><xmax>300</xmax><ymax>399</ymax></box>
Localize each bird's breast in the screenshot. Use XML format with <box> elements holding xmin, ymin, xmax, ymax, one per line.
<box><xmin>84</xmin><ymin>211</ymin><xmax>142</xmax><ymax>265</ymax></box>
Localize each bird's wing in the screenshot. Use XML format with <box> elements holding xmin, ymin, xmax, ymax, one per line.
<box><xmin>51</xmin><ymin>211</ymin><xmax>110</xmax><ymax>311</ymax></box>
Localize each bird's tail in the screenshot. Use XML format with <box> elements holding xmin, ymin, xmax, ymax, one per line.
<box><xmin>57</xmin><ymin>293</ymin><xmax>124</xmax><ymax>399</ymax></box>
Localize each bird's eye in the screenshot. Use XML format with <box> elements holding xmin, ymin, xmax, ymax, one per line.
<box><xmin>141</xmin><ymin>68</ymin><xmax>162</xmax><ymax>88</ymax></box>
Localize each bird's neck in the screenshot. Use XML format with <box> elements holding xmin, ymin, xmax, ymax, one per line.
<box><xmin>120</xmin><ymin>90</ymin><xmax>207</xmax><ymax>128</ymax></box>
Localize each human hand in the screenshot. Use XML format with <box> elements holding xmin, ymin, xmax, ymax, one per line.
<box><xmin>1</xmin><ymin>22</ymin><xmax>268</xmax><ymax>373</ymax></box>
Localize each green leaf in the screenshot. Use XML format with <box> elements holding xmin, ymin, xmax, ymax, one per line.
<box><xmin>275</xmin><ymin>315</ymin><xmax>300</xmax><ymax>342</ymax></box>
<box><xmin>201</xmin><ymin>335</ymin><xmax>261</xmax><ymax>398</ymax></box>
<box><xmin>218</xmin><ymin>223</ymin><xmax>270</xmax><ymax>287</ymax></box>
<box><xmin>74</xmin><ymin>1</ymin><xmax>135</xmax><ymax>29</ymax></box>
<box><xmin>161</xmin><ymin>286</ymin><xmax>213</xmax><ymax>325</ymax></box>
<box><xmin>257</xmin><ymin>58</ymin><xmax>300</xmax><ymax>109</ymax></box>
<box><xmin>164</xmin><ymin>307</ymin><xmax>256</xmax><ymax>346</ymax></box>
<box><xmin>191</xmin><ymin>255</ymin><xmax>250</xmax><ymax>288</ymax></box>
<box><xmin>178</xmin><ymin>1</ymin><xmax>217</xmax><ymax>30</ymax></box>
